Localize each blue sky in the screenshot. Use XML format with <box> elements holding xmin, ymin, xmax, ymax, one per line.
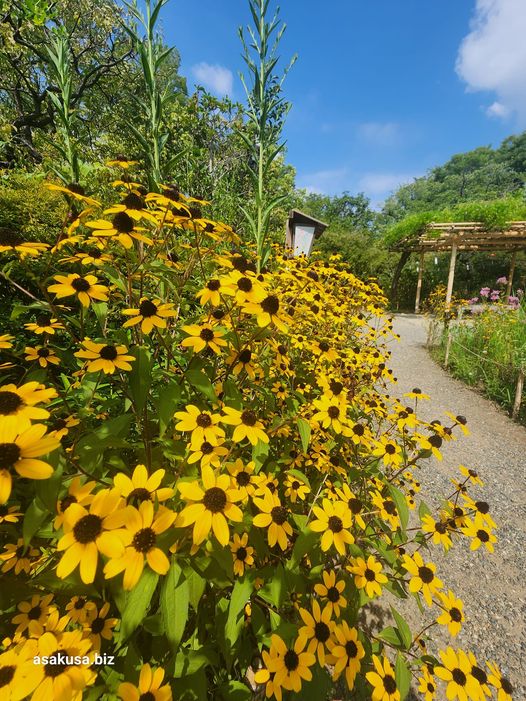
<box><xmin>162</xmin><ymin>0</ymin><xmax>526</xmax><ymax>206</ymax></box>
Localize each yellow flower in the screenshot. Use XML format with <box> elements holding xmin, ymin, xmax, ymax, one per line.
<box><xmin>327</xmin><ymin>621</ymin><xmax>365</xmax><ymax>690</ymax></box>
<box><xmin>196</xmin><ymin>278</ymin><xmax>224</xmax><ymax>306</ymax></box>
<box><xmin>177</xmin><ymin>467</ymin><xmax>243</xmax><ymax>546</ymax></box>
<box><xmin>252</xmin><ymin>492</ymin><xmax>292</xmax><ymax>550</ymax></box>
<box><xmin>174</xmin><ymin>405</ymin><xmax>224</xmax><ymax>444</ymax></box>
<box><xmin>118</xmin><ymin>663</ymin><xmax>172</xmax><ymax>701</ymax></box>
<box><xmin>24</xmin><ymin>345</ymin><xmax>60</xmax><ymax>368</ymax></box>
<box><xmin>266</xmin><ymin>634</ymin><xmax>315</xmax><ymax>694</ymax></box>
<box><xmin>83</xmin><ymin>601</ymin><xmax>118</xmax><ymax>650</ymax></box>
<box><xmin>314</xmin><ymin>570</ymin><xmax>347</xmax><ymax>617</ymax></box>
<box><xmin>421</xmin><ymin>514</ymin><xmax>453</xmax><ymax>551</ymax></box>
<box><xmin>188</xmin><ymin>437</ymin><xmax>228</xmax><ymax>469</ymax></box>
<box><xmin>104</xmin><ymin>501</ymin><xmax>175</xmax><ymax>589</ymax></box>
<box><xmin>0</xmin><ymin>334</ymin><xmax>14</xmax><ymax>348</ymax></box>
<box><xmin>404</xmin><ymin>387</ymin><xmax>430</xmax><ymax>400</ymax></box>
<box><xmin>335</xmin><ymin>484</ymin><xmax>366</xmax><ymax>529</ymax></box>
<box><xmin>0</xmin><ymin>642</ymin><xmax>41</xmax><ymax>700</ymax></box>
<box><xmin>243</xmin><ymin>294</ymin><xmax>288</xmax><ymax>331</ymax></box>
<box><xmin>284</xmin><ymin>473</ymin><xmax>310</xmax><ymax>502</ymax></box>
<box><xmin>0</xmin><ymin>423</ymin><xmax>58</xmax><ymax>504</ymax></box>
<box><xmin>47</xmin><ymin>273</ymin><xmax>109</xmax><ymax>307</ymax></box>
<box><xmin>221</xmin><ymin>270</ymin><xmax>266</xmax><ymax>304</ymax></box>
<box><xmin>436</xmin><ymin>590</ymin><xmax>464</xmax><ymax>636</ymax></box>
<box><xmin>312</xmin><ymin>395</ymin><xmax>348</xmax><ymax>433</ymax></box>
<box><xmin>85</xmin><ymin>212</ymin><xmax>153</xmax><ymax>249</ymax></box>
<box><xmin>435</xmin><ymin>647</ymin><xmax>479</xmax><ymax>701</ymax></box>
<box><xmin>417</xmin><ymin>666</ymin><xmax>437</xmax><ymax>701</ymax></box>
<box><xmin>220</xmin><ymin>406</ymin><xmax>269</xmax><ymax>445</ymax></box>
<box><xmin>56</xmin><ymin>489</ymin><xmax>128</xmax><ymax>584</ymax></box>
<box><xmin>0</xmin><ymin>227</ymin><xmax>49</xmax><ymax>257</ymax></box>
<box><xmin>297</xmin><ymin>600</ymin><xmax>334</xmax><ymax>666</ymax></box>
<box><xmin>106</xmin><ymin>156</ymin><xmax>139</xmax><ymax>168</ymax></box>
<box><xmin>372</xmin><ymin>436</ymin><xmax>403</xmax><ymax>467</ymax></box>
<box><xmin>65</xmin><ymin>596</ymin><xmax>97</xmax><ymax>624</ymax></box>
<box><xmin>310</xmin><ymin>499</ymin><xmax>354</xmax><ymax>555</ymax></box>
<box><xmin>0</xmin><ymin>381</ymin><xmax>57</xmax><ymax>431</ymax></box>
<box><xmin>181</xmin><ymin>323</ymin><xmax>227</xmax><ymax>354</ymax></box>
<box><xmin>1</xmin><ymin>538</ymin><xmax>42</xmax><ymax>574</ymax></box>
<box><xmin>486</xmin><ymin>661</ymin><xmax>514</xmax><ymax>701</ymax></box>
<box><xmin>226</xmin><ymin>460</ymin><xmax>263</xmax><ymax>501</ymax></box>
<box><xmin>49</xmin><ymin>415</ymin><xmax>80</xmax><ymax>441</ymax></box>
<box><xmin>54</xmin><ymin>477</ymin><xmax>97</xmax><ymax>529</ymax></box>
<box><xmin>11</xmin><ymin>594</ymin><xmax>56</xmax><ymax>636</ymax></box>
<box><xmin>24</xmin><ymin>316</ymin><xmax>64</xmax><ymax>335</ymax></box>
<box><xmin>458</xmin><ymin>464</ymin><xmax>483</xmax><ymax>486</ymax></box>
<box><xmin>371</xmin><ymin>491</ymin><xmax>400</xmax><ymax>530</ymax></box>
<box><xmin>0</xmin><ymin>503</ymin><xmax>22</xmax><ymax>524</ymax></box>
<box><xmin>75</xmin><ymin>339</ymin><xmax>135</xmax><ymax>374</ymax></box>
<box><xmin>461</xmin><ymin>515</ymin><xmax>497</xmax><ymax>553</ymax></box>
<box><xmin>46</xmin><ymin>181</ymin><xmax>100</xmax><ymax>205</ymax></box>
<box><xmin>402</xmin><ymin>551</ymin><xmax>443</xmax><ymax>606</ymax></box>
<box><xmin>366</xmin><ymin>655</ymin><xmax>400</xmax><ymax>701</ymax></box>
<box><xmin>346</xmin><ymin>555</ymin><xmax>388</xmax><ymax>598</ymax></box>
<box><xmin>122</xmin><ymin>298</ymin><xmax>176</xmax><ymax>334</ymax></box>
<box><xmin>113</xmin><ymin>464</ymin><xmax>174</xmax><ymax>506</ymax></box>
<box><xmin>230</xmin><ymin>532</ymin><xmax>255</xmax><ymax>576</ymax></box>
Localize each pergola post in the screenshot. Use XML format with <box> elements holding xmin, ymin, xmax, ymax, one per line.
<box><xmin>445</xmin><ymin>242</ymin><xmax>457</xmax><ymax>311</ymax></box>
<box><xmin>506</xmin><ymin>252</ymin><xmax>517</xmax><ymax>298</ymax></box>
<box><xmin>414</xmin><ymin>252</ymin><xmax>425</xmax><ymax>313</ymax></box>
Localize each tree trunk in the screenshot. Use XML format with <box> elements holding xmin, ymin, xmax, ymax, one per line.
<box><xmin>390</xmin><ymin>251</ymin><xmax>410</xmax><ymax>309</ymax></box>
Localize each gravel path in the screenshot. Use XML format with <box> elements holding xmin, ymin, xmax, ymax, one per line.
<box><xmin>387</xmin><ymin>314</ymin><xmax>526</xmax><ymax>699</ymax></box>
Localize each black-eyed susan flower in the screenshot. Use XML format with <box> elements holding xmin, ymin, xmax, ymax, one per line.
<box><xmin>60</xmin><ymin>246</ymin><xmax>113</xmax><ymax>267</ymax></box>
<box><xmin>221</xmin><ymin>406</ymin><xmax>269</xmax><ymax>445</ymax></box>
<box><xmin>458</xmin><ymin>464</ymin><xmax>483</xmax><ymax>486</ymax></box>
<box><xmin>181</xmin><ymin>323</ymin><xmax>227</xmax><ymax>354</ymax></box>
<box><xmin>221</xmin><ymin>270</ymin><xmax>265</xmax><ymax>304</ymax></box>
<box><xmin>49</xmin><ymin>415</ymin><xmax>80</xmax><ymax>441</ymax></box>
<box><xmin>228</xmin><ymin>347</ymin><xmax>257</xmax><ymax>378</ymax></box>
<box><xmin>11</xmin><ymin>594</ymin><xmax>56</xmax><ymax>636</ymax></box>
<box><xmin>436</xmin><ymin>590</ymin><xmax>464</xmax><ymax>636</ymax></box>
<box><xmin>310</xmin><ymin>499</ymin><xmax>354</xmax><ymax>555</ymax></box>
<box><xmin>230</xmin><ymin>532</ymin><xmax>255</xmax><ymax>576</ymax></box>
<box><xmin>266</xmin><ymin>634</ymin><xmax>315</xmax><ymax>694</ymax></box>
<box><xmin>327</xmin><ymin>621</ymin><xmax>365</xmax><ymax>690</ymax></box>
<box><xmin>46</xmin><ymin>181</ymin><xmax>100</xmax><ymax>205</ymax></box>
<box><xmin>372</xmin><ymin>435</ymin><xmax>403</xmax><ymax>467</ymax></box>
<box><xmin>54</xmin><ymin>477</ymin><xmax>97</xmax><ymax>529</ymax></box>
<box><xmin>47</xmin><ymin>273</ymin><xmax>109</xmax><ymax>307</ymax></box>
<box><xmin>104</xmin><ymin>501</ymin><xmax>174</xmax><ymax>589</ymax></box>
<box><xmin>1</xmin><ymin>538</ymin><xmax>41</xmax><ymax>574</ymax></box>
<box><xmin>371</xmin><ymin>491</ymin><xmax>400</xmax><ymax>530</ymax></box>
<box><xmin>24</xmin><ymin>345</ymin><xmax>60</xmax><ymax>368</ymax></box>
<box><xmin>83</xmin><ymin>602</ymin><xmax>118</xmax><ymax>650</ymax></box>
<box><xmin>56</xmin><ymin>489</ymin><xmax>128</xmax><ymax>584</ymax></box>
<box><xmin>486</xmin><ymin>661</ymin><xmax>513</xmax><ymax>701</ymax></box>
<box><xmin>404</xmin><ymin>387</ymin><xmax>430</xmax><ymax>400</ymax></box>
<box><xmin>445</xmin><ymin>412</ymin><xmax>470</xmax><ymax>436</ymax></box>
<box><xmin>335</xmin><ymin>484</ymin><xmax>366</xmax><ymax>529</ymax></box>
<box><xmin>284</xmin><ymin>473</ymin><xmax>310</xmax><ymax>502</ymax></box>
<box><xmin>85</xmin><ymin>213</ymin><xmax>153</xmax><ymax>249</ymax></box>
<box><xmin>466</xmin><ymin>652</ymin><xmax>492</xmax><ymax>701</ymax></box>
<box><xmin>422</xmin><ymin>514</ymin><xmax>453</xmax><ymax>551</ymax></box>
<box><xmin>0</xmin><ymin>642</ymin><xmax>41</xmax><ymax>700</ymax></box>
<box><xmin>177</xmin><ymin>467</ymin><xmax>243</xmax><ymax>546</ymax></box>
<box><xmin>0</xmin><ymin>503</ymin><xmax>22</xmax><ymax>524</ymax></box>
<box><xmin>196</xmin><ymin>279</ymin><xmax>224</xmax><ymax>306</ymax></box>
<box><xmin>106</xmin><ymin>156</ymin><xmax>139</xmax><ymax>168</ymax></box>
<box><xmin>118</xmin><ymin>663</ymin><xmax>172</xmax><ymax>701</ymax></box>
<box><xmin>253</xmin><ymin>650</ymin><xmax>282</xmax><ymax>701</ymax></box>
<box><xmin>243</xmin><ymin>294</ymin><xmax>288</xmax><ymax>331</ymax></box>
<box><xmin>417</xmin><ymin>666</ymin><xmax>437</xmax><ymax>701</ymax></box>
<box><xmin>0</xmin><ymin>381</ymin><xmax>57</xmax><ymax>431</ymax></box>
<box><xmin>188</xmin><ymin>437</ymin><xmax>228</xmax><ymax>469</ymax></box>
<box><xmin>297</xmin><ymin>600</ymin><xmax>334</xmax><ymax>665</ymax></box>
<box><xmin>104</xmin><ymin>192</ymin><xmax>157</xmax><ymax>223</ymax></box>
<box><xmin>366</xmin><ymin>655</ymin><xmax>400</xmax><ymax>701</ymax></box>
<box><xmin>226</xmin><ymin>460</ymin><xmax>263</xmax><ymax>501</ymax></box>
<box><xmin>65</xmin><ymin>596</ymin><xmax>97</xmax><ymax>624</ymax></box>
<box><xmin>75</xmin><ymin>339</ymin><xmax>135</xmax><ymax>374</ymax></box>
<box><xmin>113</xmin><ymin>464</ymin><xmax>174</xmax><ymax>506</ymax></box>
<box><xmin>346</xmin><ymin>555</ymin><xmax>388</xmax><ymax>598</ymax></box>
<box><xmin>30</xmin><ymin>629</ymin><xmax>96</xmax><ymax>699</ymax></box>
<box><xmin>314</xmin><ymin>570</ymin><xmax>347</xmax><ymax>617</ymax></box>
<box><xmin>174</xmin><ymin>405</ymin><xmax>224</xmax><ymax>444</ymax></box>
<box><xmin>122</xmin><ymin>298</ymin><xmax>176</xmax><ymax>334</ymax></box>
<box><xmin>461</xmin><ymin>515</ymin><xmax>497</xmax><ymax>553</ymax></box>
<box><xmin>402</xmin><ymin>551</ymin><xmax>443</xmax><ymax>606</ymax></box>
<box><xmin>0</xmin><ymin>227</ymin><xmax>49</xmax><ymax>257</ymax></box>
<box><xmin>435</xmin><ymin>647</ymin><xmax>478</xmax><ymax>701</ymax></box>
<box><xmin>0</xmin><ymin>423</ymin><xmax>58</xmax><ymax>504</ymax></box>
<box><xmin>312</xmin><ymin>395</ymin><xmax>348</xmax><ymax>433</ymax></box>
<box><xmin>24</xmin><ymin>316</ymin><xmax>64</xmax><ymax>335</ymax></box>
<box><xmin>0</xmin><ymin>334</ymin><xmax>14</xmax><ymax>348</ymax></box>
<box><xmin>252</xmin><ymin>492</ymin><xmax>292</xmax><ymax>550</ymax></box>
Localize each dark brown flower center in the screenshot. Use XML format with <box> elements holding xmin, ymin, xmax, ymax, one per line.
<box><xmin>60</xmin><ymin>495</ymin><xmax>77</xmax><ymax>512</ymax></box>
<box><xmin>0</xmin><ymin>665</ymin><xmax>16</xmax><ymax>687</ymax></box>
<box><xmin>112</xmin><ymin>212</ymin><xmax>134</xmax><ymax>233</ymax></box>
<box><xmin>501</xmin><ymin>678</ymin><xmax>513</xmax><ymax>694</ymax></box>
<box><xmin>364</xmin><ymin>568</ymin><xmax>376</xmax><ymax>582</ymax></box>
<box><xmin>127</xmin><ymin>487</ymin><xmax>151</xmax><ymax>505</ymax></box>
<box><xmin>71</xmin><ymin>277</ymin><xmax>91</xmax><ymax>292</ymax></box>
<box><xmin>477</xmin><ymin>529</ymin><xmax>490</xmax><ymax>542</ymax></box>
<box><xmin>100</xmin><ymin>345</ymin><xmax>118</xmax><ymax>360</ymax></box>
<box><xmin>429</xmin><ymin>435</ymin><xmax>442</xmax><ymax>448</ymax></box>
<box><xmin>122</xmin><ymin>192</ymin><xmax>144</xmax><ymax>210</ymax></box>
<box><xmin>475</xmin><ymin>501</ymin><xmax>489</xmax><ymax>514</ymax></box>
<box><xmin>236</xmin><ymin>547</ymin><xmax>248</xmax><ymax>561</ymax></box>
<box><xmin>0</xmin><ymin>391</ymin><xmax>23</xmax><ymax>414</ymax></box>
<box><xmin>383</xmin><ymin>674</ymin><xmax>397</xmax><ymax>694</ymax></box>
<box><xmin>452</xmin><ymin>668</ymin><xmax>466</xmax><ymax>686</ymax></box>
<box><xmin>319</xmin><ymin>341</ymin><xmax>330</xmax><ymax>352</ymax></box>
<box><xmin>203</xmin><ymin>487</ymin><xmax>227</xmax><ymax>513</ymax></box>
<box><xmin>352</xmin><ymin>423</ymin><xmax>365</xmax><ymax>436</ymax></box>
<box><xmin>67</xmin><ymin>182</ymin><xmax>86</xmax><ymax>196</ymax></box>
<box><xmin>237</xmin><ymin>277</ymin><xmax>253</xmax><ymax>292</ymax></box>
<box><xmin>261</xmin><ymin>295</ymin><xmax>279</xmax><ymax>315</ymax></box>
<box><xmin>200</xmin><ymin>441</ymin><xmax>214</xmax><ymax>455</ymax></box>
<box><xmin>349</xmin><ymin>498</ymin><xmax>362</xmax><ymax>514</ymax></box>
<box><xmin>383</xmin><ymin>500</ymin><xmax>396</xmax><ymax>515</ymax></box>
<box><xmin>449</xmin><ymin>607</ymin><xmax>462</xmax><ymax>622</ymax></box>
<box><xmin>327</xmin><ymin>406</ymin><xmax>340</xmax><ymax>419</ymax></box>
<box><xmin>27</xmin><ymin>604</ymin><xmax>42</xmax><ymax>620</ymax></box>
<box><xmin>270</xmin><ymin>506</ymin><xmax>288</xmax><ymax>525</ymax></box>
<box><xmin>207</xmin><ymin>279</ymin><xmax>220</xmax><ymax>291</ymax></box>
<box><xmin>239</xmin><ymin>349</ymin><xmax>252</xmax><ymax>364</ymax></box>
<box><xmin>132</xmin><ymin>527</ymin><xmax>156</xmax><ymax>553</ymax></box>
<box><xmin>329</xmin><ymin>380</ymin><xmax>343</xmax><ymax>395</ymax></box>
<box><xmin>74</xmin><ymin>597</ymin><xmax>86</xmax><ymax>610</ymax></box>
<box><xmin>291</xmin><ymin>481</ymin><xmax>300</xmax><ymax>490</ymax></box>
<box><xmin>199</xmin><ymin>328</ymin><xmax>215</xmax><ymax>342</ymax></box>
<box><xmin>327</xmin><ymin>586</ymin><xmax>340</xmax><ymax>602</ymax></box>
<box><xmin>73</xmin><ymin>514</ymin><xmax>103</xmax><ymax>543</ymax></box>
<box><xmin>37</xmin><ymin>347</ymin><xmax>51</xmax><ymax>358</ymax></box>
<box><xmin>139</xmin><ymin>299</ymin><xmax>158</xmax><ymax>317</ymax></box>
<box><xmin>0</xmin><ymin>443</ymin><xmax>21</xmax><ymax>470</ymax></box>
<box><xmin>471</xmin><ymin>666</ymin><xmax>487</xmax><ymax>685</ymax></box>
<box><xmin>418</xmin><ymin>566</ymin><xmax>434</xmax><ymax>584</ymax></box>
<box><xmin>196</xmin><ymin>413</ymin><xmax>212</xmax><ymax>428</ymax></box>
<box><xmin>236</xmin><ymin>472</ymin><xmax>251</xmax><ymax>487</ymax></box>
<box><xmin>284</xmin><ymin>650</ymin><xmax>299</xmax><ymax>671</ymax></box>
<box><xmin>385</xmin><ymin>443</ymin><xmax>396</xmax><ymax>454</ymax></box>
<box><xmin>44</xmin><ymin>654</ymin><xmax>69</xmax><ymax>677</ymax></box>
<box><xmin>91</xmin><ymin>616</ymin><xmax>105</xmax><ymax>634</ymax></box>
<box><xmin>139</xmin><ymin>692</ymin><xmax>156</xmax><ymax>701</ymax></box>
<box><xmin>345</xmin><ymin>640</ymin><xmax>358</xmax><ymax>658</ymax></box>
<box><xmin>241</xmin><ymin>410</ymin><xmax>257</xmax><ymax>426</ymax></box>
<box><xmin>328</xmin><ymin>516</ymin><xmax>343</xmax><ymax>533</ymax></box>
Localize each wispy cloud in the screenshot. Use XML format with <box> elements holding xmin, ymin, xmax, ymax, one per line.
<box><xmin>191</xmin><ymin>62</ymin><xmax>233</xmax><ymax>96</ymax></box>
<box><xmin>358</xmin><ymin>172</ymin><xmax>417</xmax><ymax>198</ymax></box>
<box><xmin>357</xmin><ymin>121</ymin><xmax>400</xmax><ymax>146</ymax></box>
<box><xmin>296</xmin><ymin>167</ymin><xmax>348</xmax><ymax>194</ymax></box>
<box><xmin>456</xmin><ymin>0</ymin><xmax>526</xmax><ymax>123</ymax></box>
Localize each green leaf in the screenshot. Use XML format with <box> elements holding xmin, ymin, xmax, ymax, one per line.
<box><xmin>185</xmin><ymin>368</ymin><xmax>216</xmax><ymax>401</ymax></box>
<box><xmin>252</xmin><ymin>439</ymin><xmax>269</xmax><ymax>470</ymax></box>
<box><xmin>158</xmin><ymin>380</ymin><xmax>182</xmax><ymax>435</ymax></box>
<box><xmin>225</xmin><ymin>575</ymin><xmax>254</xmax><ymax>647</ymax></box>
<box><xmin>287</xmin><ymin>528</ymin><xmax>318</xmax><ymax>572</ymax></box>
<box><xmin>184</xmin><ymin>566</ymin><xmax>206</xmax><ymax>609</ymax></box>
<box><xmin>161</xmin><ymin>558</ymin><xmax>189</xmax><ymax>653</ymax></box>
<box><xmin>118</xmin><ymin>569</ymin><xmax>159</xmax><ymax>642</ymax></box>
<box><xmin>418</xmin><ymin>500</ymin><xmax>432</xmax><ymax>520</ymax></box>
<box><xmin>174</xmin><ymin>647</ymin><xmax>218</xmax><ymax>677</ymax></box>
<box><xmin>287</xmin><ymin>468</ymin><xmax>310</xmax><ymax>489</ymax></box>
<box><xmin>23</xmin><ymin>498</ymin><xmax>48</xmax><ymax>545</ymax></box>
<box><xmin>218</xmin><ymin>681</ymin><xmax>252</xmax><ymax>700</ymax></box>
<box><xmin>388</xmin><ymin>484</ymin><xmax>409</xmax><ymax>530</ymax></box>
<box><xmin>390</xmin><ymin>606</ymin><xmax>412</xmax><ymax>650</ymax></box>
<box><xmin>128</xmin><ymin>346</ymin><xmax>152</xmax><ymax>412</ymax></box>
<box><xmin>395</xmin><ymin>653</ymin><xmax>411</xmax><ymax>700</ymax></box>
<box><xmin>258</xmin><ymin>564</ymin><xmax>285</xmax><ymax>608</ymax></box>
<box><xmin>296</xmin><ymin>417</ymin><xmax>311</xmax><ymax>453</ymax></box>
<box><xmin>377</xmin><ymin>626</ymin><xmax>405</xmax><ymax>649</ymax></box>
<box><xmin>34</xmin><ymin>453</ymin><xmax>64</xmax><ymax>512</ymax></box>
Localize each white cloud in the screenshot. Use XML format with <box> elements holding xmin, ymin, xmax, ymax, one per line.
<box><xmin>191</xmin><ymin>62</ymin><xmax>233</xmax><ymax>96</ymax></box>
<box><xmin>358</xmin><ymin>173</ymin><xmax>416</xmax><ymax>197</ymax></box>
<box><xmin>358</xmin><ymin>121</ymin><xmax>400</xmax><ymax>146</ymax></box>
<box><xmin>296</xmin><ymin>167</ymin><xmax>348</xmax><ymax>194</ymax></box>
<box><xmin>456</xmin><ymin>0</ymin><xmax>526</xmax><ymax>122</ymax></box>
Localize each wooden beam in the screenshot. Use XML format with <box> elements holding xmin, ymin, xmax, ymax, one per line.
<box><xmin>415</xmin><ymin>252</ymin><xmax>425</xmax><ymax>313</ymax></box>
<box><xmin>506</xmin><ymin>251</ymin><xmax>517</xmax><ymax>298</ymax></box>
<box><xmin>445</xmin><ymin>241</ymin><xmax>457</xmax><ymax>311</ymax></box>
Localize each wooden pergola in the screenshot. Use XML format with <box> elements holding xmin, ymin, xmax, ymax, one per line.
<box><xmin>390</xmin><ymin>222</ymin><xmax>526</xmax><ymax>312</ymax></box>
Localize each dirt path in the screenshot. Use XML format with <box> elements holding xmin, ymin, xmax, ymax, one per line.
<box><xmin>387</xmin><ymin>314</ymin><xmax>526</xmax><ymax>699</ymax></box>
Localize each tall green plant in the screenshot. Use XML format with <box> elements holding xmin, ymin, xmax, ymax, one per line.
<box><xmin>121</xmin><ymin>0</ymin><xmax>181</xmax><ymax>190</ymax></box>
<box><xmin>238</xmin><ymin>0</ymin><xmax>296</xmax><ymax>269</ymax></box>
